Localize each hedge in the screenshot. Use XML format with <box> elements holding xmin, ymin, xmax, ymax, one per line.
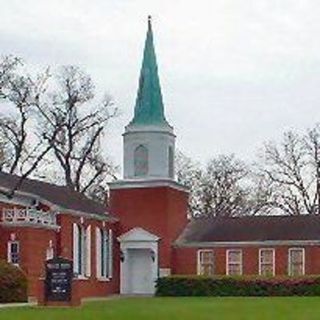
<box><xmin>156</xmin><ymin>276</ymin><xmax>320</xmax><ymax>297</ymax></box>
<box><xmin>0</xmin><ymin>260</ymin><xmax>27</xmax><ymax>303</ymax></box>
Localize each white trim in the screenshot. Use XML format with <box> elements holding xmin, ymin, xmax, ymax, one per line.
<box><xmin>226</xmin><ymin>249</ymin><xmax>242</xmax><ymax>276</ymax></box>
<box><xmin>259</xmin><ymin>248</ymin><xmax>275</xmax><ymax>276</ymax></box>
<box><xmin>108</xmin><ymin>229</ymin><xmax>113</xmax><ymax>278</ymax></box>
<box><xmin>73</xmin><ymin>223</ymin><xmax>79</xmax><ymax>274</ymax></box>
<box><xmin>96</xmin><ymin>227</ymin><xmax>101</xmax><ymax>279</ymax></box>
<box><xmin>46</xmin><ymin>246</ymin><xmax>54</xmax><ymax>261</ymax></box>
<box><xmin>124</xmin><ymin>123</ymin><xmax>175</xmax><ymax>134</ymax></box>
<box><xmin>1</xmin><ymin>222</ymin><xmax>60</xmax><ymax>230</ymax></box>
<box><xmin>97</xmin><ymin>277</ymin><xmax>111</xmax><ymax>282</ymax></box>
<box><xmin>175</xmin><ymin>240</ymin><xmax>320</xmax><ymax>248</ymax></box>
<box><xmin>119</xmin><ymin>228</ymin><xmax>159</xmax><ymax>295</ymax></box>
<box><xmin>288</xmin><ymin>247</ymin><xmax>305</xmax><ymax>276</ymax></box>
<box><xmin>74</xmin><ymin>276</ymin><xmax>89</xmax><ymax>281</ymax></box>
<box><xmin>109</xmin><ymin>179</ymin><xmax>188</xmax><ymax>193</ymax></box>
<box><xmin>7</xmin><ymin>241</ymin><xmax>19</xmax><ymax>266</ymax></box>
<box><xmin>58</xmin><ymin>207</ymin><xmax>117</xmax><ymax>222</ymax></box>
<box><xmin>118</xmin><ymin>227</ymin><xmax>160</xmax><ymax>242</ymax></box>
<box><xmin>197</xmin><ymin>249</ymin><xmax>214</xmax><ymax>276</ymax></box>
<box><xmin>0</xmin><ymin>187</ymin><xmax>114</xmax><ymax>221</ymax></box>
<box><xmin>85</xmin><ymin>225</ymin><xmax>91</xmax><ymax>277</ymax></box>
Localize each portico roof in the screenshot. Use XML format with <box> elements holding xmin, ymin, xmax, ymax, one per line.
<box><xmin>118</xmin><ymin>227</ymin><xmax>160</xmax><ymax>242</ymax></box>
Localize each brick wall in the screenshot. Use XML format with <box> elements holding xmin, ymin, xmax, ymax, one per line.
<box><xmin>110</xmin><ymin>186</ymin><xmax>189</xmax><ymax>269</ymax></box>
<box><xmin>0</xmin><ymin>201</ymin><xmax>119</xmax><ymax>301</ymax></box>
<box><xmin>173</xmin><ymin>245</ymin><xmax>320</xmax><ymax>276</ymax></box>
<box><xmin>0</xmin><ymin>225</ymin><xmax>57</xmax><ymax>297</ymax></box>
<box><xmin>57</xmin><ymin>213</ymin><xmax>120</xmax><ymax>298</ymax></box>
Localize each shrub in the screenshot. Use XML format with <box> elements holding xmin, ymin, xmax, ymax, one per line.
<box><xmin>156</xmin><ymin>276</ymin><xmax>320</xmax><ymax>297</ymax></box>
<box><xmin>0</xmin><ymin>260</ymin><xmax>27</xmax><ymax>302</ymax></box>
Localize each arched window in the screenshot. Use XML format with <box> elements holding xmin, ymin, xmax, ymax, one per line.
<box><xmin>134</xmin><ymin>145</ymin><xmax>148</xmax><ymax>176</ymax></box>
<box><xmin>168</xmin><ymin>146</ymin><xmax>174</xmax><ymax>178</ymax></box>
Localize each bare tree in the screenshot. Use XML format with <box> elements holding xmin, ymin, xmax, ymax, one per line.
<box><xmin>258</xmin><ymin>125</ymin><xmax>320</xmax><ymax>215</ymax></box>
<box><xmin>0</xmin><ymin>56</ymin><xmax>60</xmax><ymax>197</ymax></box>
<box><xmin>36</xmin><ymin>66</ymin><xmax>118</xmax><ymax>201</ymax></box>
<box><xmin>176</xmin><ymin>152</ymin><xmax>250</xmax><ymax>217</ymax></box>
<box><xmin>0</xmin><ymin>56</ymin><xmax>21</xmax><ymax>99</ymax></box>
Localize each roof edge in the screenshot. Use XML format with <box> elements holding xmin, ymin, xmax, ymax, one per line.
<box><xmin>109</xmin><ymin>178</ymin><xmax>189</xmax><ymax>192</ymax></box>
<box><xmin>174</xmin><ymin>240</ymin><xmax>320</xmax><ymax>248</ymax></box>
<box><xmin>0</xmin><ymin>186</ymin><xmax>115</xmax><ymax>221</ymax></box>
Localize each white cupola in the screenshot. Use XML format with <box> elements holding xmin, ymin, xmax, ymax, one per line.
<box><xmin>123</xmin><ymin>17</ymin><xmax>175</xmax><ymax>181</ymax></box>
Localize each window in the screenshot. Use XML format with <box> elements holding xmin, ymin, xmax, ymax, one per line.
<box><xmin>46</xmin><ymin>240</ymin><xmax>54</xmax><ymax>260</ymax></box>
<box><xmin>134</xmin><ymin>145</ymin><xmax>148</xmax><ymax>176</ymax></box>
<box><xmin>259</xmin><ymin>249</ymin><xmax>275</xmax><ymax>276</ymax></box>
<box><xmin>226</xmin><ymin>250</ymin><xmax>242</xmax><ymax>276</ymax></box>
<box><xmin>73</xmin><ymin>224</ymin><xmax>91</xmax><ymax>277</ymax></box>
<box><xmin>197</xmin><ymin>250</ymin><xmax>214</xmax><ymax>276</ymax></box>
<box><xmin>96</xmin><ymin>228</ymin><xmax>113</xmax><ymax>279</ymax></box>
<box><xmin>288</xmin><ymin>248</ymin><xmax>304</xmax><ymax>276</ymax></box>
<box><xmin>46</xmin><ymin>247</ymin><xmax>54</xmax><ymax>260</ymax></box>
<box><xmin>8</xmin><ymin>241</ymin><xmax>19</xmax><ymax>265</ymax></box>
<box><xmin>168</xmin><ymin>146</ymin><xmax>174</xmax><ymax>178</ymax></box>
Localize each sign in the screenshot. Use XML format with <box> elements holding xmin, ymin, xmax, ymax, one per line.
<box><xmin>45</xmin><ymin>257</ymin><xmax>73</xmax><ymax>302</ymax></box>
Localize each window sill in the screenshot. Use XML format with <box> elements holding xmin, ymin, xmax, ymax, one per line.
<box><xmin>97</xmin><ymin>277</ymin><xmax>111</xmax><ymax>282</ymax></box>
<box><xmin>74</xmin><ymin>275</ymin><xmax>89</xmax><ymax>281</ymax></box>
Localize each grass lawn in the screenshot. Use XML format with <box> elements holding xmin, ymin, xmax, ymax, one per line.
<box><xmin>1</xmin><ymin>297</ymin><xmax>320</xmax><ymax>320</ymax></box>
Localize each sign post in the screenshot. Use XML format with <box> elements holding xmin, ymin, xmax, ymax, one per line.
<box><xmin>45</xmin><ymin>257</ymin><xmax>73</xmax><ymax>303</ymax></box>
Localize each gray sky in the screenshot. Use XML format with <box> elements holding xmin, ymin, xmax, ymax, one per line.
<box><xmin>2</xmin><ymin>0</ymin><xmax>320</xmax><ymax>169</ymax></box>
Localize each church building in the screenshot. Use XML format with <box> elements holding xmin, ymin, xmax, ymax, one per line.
<box><xmin>0</xmin><ymin>17</ymin><xmax>320</xmax><ymax>302</ymax></box>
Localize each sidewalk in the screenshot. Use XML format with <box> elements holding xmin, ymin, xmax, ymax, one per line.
<box><xmin>0</xmin><ymin>302</ymin><xmax>37</xmax><ymax>309</ymax></box>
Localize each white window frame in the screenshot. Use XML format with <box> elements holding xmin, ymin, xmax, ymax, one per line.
<box><xmin>108</xmin><ymin>229</ymin><xmax>113</xmax><ymax>279</ymax></box>
<box><xmin>259</xmin><ymin>248</ymin><xmax>275</xmax><ymax>276</ymax></box>
<box><xmin>73</xmin><ymin>223</ymin><xmax>91</xmax><ymax>279</ymax></box>
<box><xmin>288</xmin><ymin>248</ymin><xmax>305</xmax><ymax>276</ymax></box>
<box><xmin>7</xmin><ymin>241</ymin><xmax>20</xmax><ymax>266</ymax></box>
<box><xmin>46</xmin><ymin>246</ymin><xmax>54</xmax><ymax>260</ymax></box>
<box><xmin>134</xmin><ymin>145</ymin><xmax>149</xmax><ymax>177</ymax></box>
<box><xmin>197</xmin><ymin>249</ymin><xmax>214</xmax><ymax>276</ymax></box>
<box><xmin>96</xmin><ymin>227</ymin><xmax>113</xmax><ymax>280</ymax></box>
<box><xmin>226</xmin><ymin>249</ymin><xmax>242</xmax><ymax>276</ymax></box>
<box><xmin>85</xmin><ymin>225</ymin><xmax>91</xmax><ymax>277</ymax></box>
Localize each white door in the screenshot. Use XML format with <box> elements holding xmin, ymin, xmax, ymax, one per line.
<box><xmin>128</xmin><ymin>249</ymin><xmax>153</xmax><ymax>294</ymax></box>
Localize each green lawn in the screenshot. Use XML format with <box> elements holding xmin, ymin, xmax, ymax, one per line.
<box><xmin>1</xmin><ymin>297</ymin><xmax>320</xmax><ymax>320</ymax></box>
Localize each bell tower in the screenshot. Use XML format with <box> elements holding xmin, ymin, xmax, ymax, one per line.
<box><xmin>109</xmin><ymin>17</ymin><xmax>189</xmax><ymax>294</ymax></box>
<box><xmin>123</xmin><ymin>16</ymin><xmax>175</xmax><ymax>180</ymax></box>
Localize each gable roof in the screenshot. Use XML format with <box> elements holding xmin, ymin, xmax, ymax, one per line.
<box><xmin>176</xmin><ymin>215</ymin><xmax>320</xmax><ymax>246</ymax></box>
<box><xmin>0</xmin><ymin>172</ymin><xmax>113</xmax><ymax>219</ymax></box>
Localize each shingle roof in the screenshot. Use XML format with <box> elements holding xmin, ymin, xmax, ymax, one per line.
<box><xmin>0</xmin><ymin>172</ymin><xmax>112</xmax><ymax>219</ymax></box>
<box><xmin>176</xmin><ymin>215</ymin><xmax>320</xmax><ymax>245</ymax></box>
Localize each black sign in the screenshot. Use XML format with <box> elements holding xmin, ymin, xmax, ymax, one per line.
<box><xmin>45</xmin><ymin>257</ymin><xmax>73</xmax><ymax>302</ymax></box>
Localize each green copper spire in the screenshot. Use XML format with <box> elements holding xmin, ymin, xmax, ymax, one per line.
<box><xmin>130</xmin><ymin>16</ymin><xmax>169</xmax><ymax>126</ymax></box>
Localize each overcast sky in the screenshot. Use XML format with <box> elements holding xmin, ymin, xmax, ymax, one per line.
<box><xmin>2</xmin><ymin>0</ymin><xmax>320</xmax><ymax>170</ymax></box>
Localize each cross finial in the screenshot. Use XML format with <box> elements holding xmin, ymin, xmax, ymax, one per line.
<box><xmin>148</xmin><ymin>15</ymin><xmax>152</xmax><ymax>29</ymax></box>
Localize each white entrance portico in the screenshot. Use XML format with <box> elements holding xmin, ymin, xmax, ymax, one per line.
<box><xmin>118</xmin><ymin>227</ymin><xmax>159</xmax><ymax>294</ymax></box>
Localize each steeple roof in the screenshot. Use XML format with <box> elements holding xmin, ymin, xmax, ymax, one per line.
<box><xmin>130</xmin><ymin>16</ymin><xmax>170</xmax><ymax>127</ymax></box>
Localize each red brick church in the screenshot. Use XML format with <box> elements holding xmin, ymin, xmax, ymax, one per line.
<box><xmin>0</xmin><ymin>18</ymin><xmax>319</xmax><ymax>301</ymax></box>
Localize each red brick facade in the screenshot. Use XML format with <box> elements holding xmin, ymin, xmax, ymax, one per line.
<box><xmin>0</xmin><ymin>200</ymin><xmax>119</xmax><ymax>302</ymax></box>
<box><xmin>173</xmin><ymin>245</ymin><xmax>320</xmax><ymax>276</ymax></box>
<box><xmin>2</xmin><ymin>180</ymin><xmax>320</xmax><ymax>302</ymax></box>
<box><xmin>109</xmin><ymin>185</ymin><xmax>189</xmax><ymax>269</ymax></box>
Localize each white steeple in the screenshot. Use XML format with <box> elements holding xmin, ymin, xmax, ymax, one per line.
<box><xmin>123</xmin><ymin>17</ymin><xmax>175</xmax><ymax>180</ymax></box>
